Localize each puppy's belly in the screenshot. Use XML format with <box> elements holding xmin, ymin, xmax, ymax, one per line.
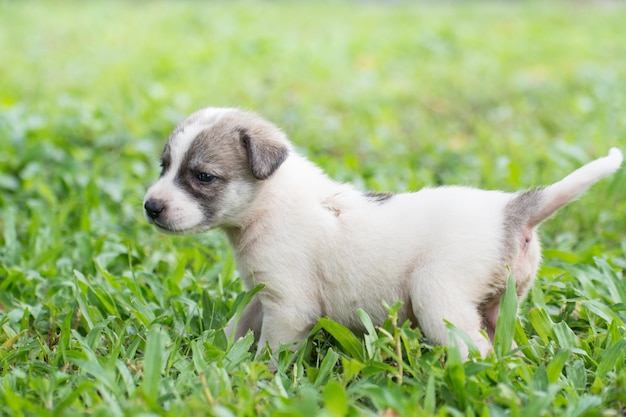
<box><xmin>322</xmin><ymin>284</ymin><xmax>414</xmax><ymax>331</ymax></box>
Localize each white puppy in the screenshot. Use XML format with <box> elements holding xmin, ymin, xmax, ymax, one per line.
<box><xmin>144</xmin><ymin>107</ymin><xmax>623</xmax><ymax>358</ymax></box>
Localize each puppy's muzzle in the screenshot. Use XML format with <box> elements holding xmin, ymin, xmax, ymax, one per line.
<box><xmin>144</xmin><ymin>199</ymin><xmax>165</xmax><ymax>220</ymax></box>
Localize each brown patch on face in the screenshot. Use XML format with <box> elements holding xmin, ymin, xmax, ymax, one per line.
<box><xmin>173</xmin><ymin>126</ymin><xmax>249</xmax><ymax>225</ymax></box>
<box><xmin>181</xmin><ymin>127</ymin><xmax>250</xmax><ymax>180</ymax></box>
<box><xmin>205</xmin><ymin>110</ymin><xmax>290</xmax><ymax>180</ymax></box>
<box><xmin>159</xmin><ymin>144</ymin><xmax>172</xmax><ymax>177</ymax></box>
<box><xmin>169</xmin><ymin>109</ymin><xmax>290</xmax><ymax>227</ymax></box>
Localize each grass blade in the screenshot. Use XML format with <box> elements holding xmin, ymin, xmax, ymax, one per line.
<box><xmin>494</xmin><ymin>274</ymin><xmax>518</xmax><ymax>359</ymax></box>
<box><xmin>582</xmin><ymin>299</ymin><xmax>622</xmax><ymax>325</ymax></box>
<box><xmin>594</xmin><ymin>257</ymin><xmax>626</xmax><ymax>304</ymax></box>
<box><xmin>528</xmin><ymin>308</ymin><xmax>554</xmax><ymax>344</ymax></box>
<box><xmin>322</xmin><ymin>379</ymin><xmax>349</xmax><ymax>416</ymax></box>
<box><xmin>445</xmin><ymin>335</ymin><xmax>467</xmax><ymax>410</ymax></box>
<box><xmin>142</xmin><ymin>325</ymin><xmax>166</xmax><ymax>400</ymax></box>
<box><xmin>311</xmin><ymin>318</ymin><xmax>365</xmax><ymax>362</ymax></box>
<box><xmin>595</xmin><ymin>338</ymin><xmax>626</xmax><ymax>382</ymax></box>
<box><xmin>546</xmin><ymin>348</ymin><xmax>570</xmax><ymax>384</ymax></box>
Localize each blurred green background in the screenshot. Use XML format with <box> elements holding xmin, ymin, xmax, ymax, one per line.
<box><xmin>1</xmin><ymin>1</ymin><xmax>626</xmax><ymax>416</ymax></box>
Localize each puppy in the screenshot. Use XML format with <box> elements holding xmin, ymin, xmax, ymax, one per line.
<box><xmin>144</xmin><ymin>107</ymin><xmax>623</xmax><ymax>358</ymax></box>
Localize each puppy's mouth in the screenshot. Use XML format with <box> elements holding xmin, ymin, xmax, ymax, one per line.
<box><xmin>145</xmin><ymin>215</ymin><xmax>210</xmax><ymax>235</ymax></box>
<box><xmin>144</xmin><ymin>208</ymin><xmax>210</xmax><ymax>235</ymax></box>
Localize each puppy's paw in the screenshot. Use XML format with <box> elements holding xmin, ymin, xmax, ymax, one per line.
<box><xmin>472</xmin><ymin>334</ymin><xmax>493</xmax><ymax>358</ymax></box>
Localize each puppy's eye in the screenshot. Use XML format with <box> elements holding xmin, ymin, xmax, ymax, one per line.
<box><xmin>196</xmin><ymin>172</ymin><xmax>217</xmax><ymax>183</ymax></box>
<box><xmin>159</xmin><ymin>160</ymin><xmax>170</xmax><ymax>177</ymax></box>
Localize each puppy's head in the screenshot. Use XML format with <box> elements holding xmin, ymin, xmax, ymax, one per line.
<box><xmin>143</xmin><ymin>108</ymin><xmax>289</xmax><ymax>234</ymax></box>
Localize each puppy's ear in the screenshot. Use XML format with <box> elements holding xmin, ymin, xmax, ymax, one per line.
<box><xmin>240</xmin><ymin>129</ymin><xmax>289</xmax><ymax>180</ymax></box>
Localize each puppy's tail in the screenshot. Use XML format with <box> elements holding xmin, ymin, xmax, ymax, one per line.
<box><xmin>516</xmin><ymin>148</ymin><xmax>623</xmax><ymax>228</ymax></box>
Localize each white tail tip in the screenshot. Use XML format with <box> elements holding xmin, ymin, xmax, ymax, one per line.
<box><xmin>608</xmin><ymin>147</ymin><xmax>623</xmax><ymax>166</ymax></box>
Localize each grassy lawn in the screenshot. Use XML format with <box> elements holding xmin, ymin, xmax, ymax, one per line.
<box><xmin>1</xmin><ymin>1</ymin><xmax>626</xmax><ymax>416</ymax></box>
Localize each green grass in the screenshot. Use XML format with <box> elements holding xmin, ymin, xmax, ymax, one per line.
<box><xmin>1</xmin><ymin>1</ymin><xmax>626</xmax><ymax>415</ymax></box>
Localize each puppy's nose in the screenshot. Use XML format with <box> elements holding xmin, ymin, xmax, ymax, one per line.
<box><xmin>144</xmin><ymin>199</ymin><xmax>165</xmax><ymax>219</ymax></box>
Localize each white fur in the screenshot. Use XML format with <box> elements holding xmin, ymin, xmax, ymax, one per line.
<box><xmin>230</xmin><ymin>156</ymin><xmax>513</xmax><ymax>357</ymax></box>
<box><xmin>144</xmin><ymin>107</ymin><xmax>623</xmax><ymax>360</ymax></box>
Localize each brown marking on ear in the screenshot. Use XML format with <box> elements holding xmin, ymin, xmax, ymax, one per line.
<box><xmin>240</xmin><ymin>129</ymin><xmax>289</xmax><ymax>180</ymax></box>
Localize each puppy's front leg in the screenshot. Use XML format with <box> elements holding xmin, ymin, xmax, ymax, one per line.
<box><xmin>255</xmin><ymin>304</ymin><xmax>314</xmax><ymax>358</ymax></box>
<box><xmin>224</xmin><ymin>294</ymin><xmax>264</xmax><ymax>342</ymax></box>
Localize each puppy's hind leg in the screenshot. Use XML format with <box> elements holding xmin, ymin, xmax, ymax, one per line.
<box><xmin>411</xmin><ymin>273</ymin><xmax>491</xmax><ymax>359</ymax></box>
